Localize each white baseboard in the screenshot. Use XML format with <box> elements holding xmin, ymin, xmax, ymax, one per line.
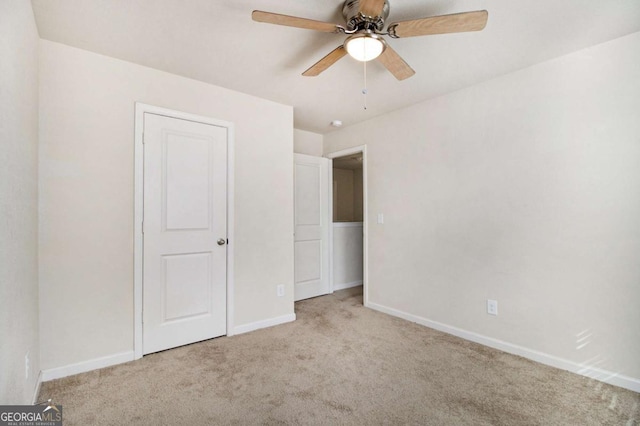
<box><xmin>41</xmin><ymin>351</ymin><xmax>135</xmax><ymax>382</ymax></box>
<box><xmin>333</xmin><ymin>280</ymin><xmax>363</xmax><ymax>291</ymax></box>
<box><xmin>367</xmin><ymin>302</ymin><xmax>640</xmax><ymax>393</ymax></box>
<box><xmin>233</xmin><ymin>313</ymin><xmax>296</xmax><ymax>335</ymax></box>
<box><xmin>40</xmin><ymin>313</ymin><xmax>296</xmax><ymax>382</ymax></box>
<box><xmin>32</xmin><ymin>370</ymin><xmax>43</xmax><ymax>404</ymax></box>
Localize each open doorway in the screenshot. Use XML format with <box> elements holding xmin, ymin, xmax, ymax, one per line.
<box><xmin>327</xmin><ymin>146</ymin><xmax>368</xmax><ymax>306</ymax></box>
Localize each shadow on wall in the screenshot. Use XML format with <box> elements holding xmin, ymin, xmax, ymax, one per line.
<box><xmin>333</xmin><ymin>154</ymin><xmax>363</xmax><ymax>223</ymax></box>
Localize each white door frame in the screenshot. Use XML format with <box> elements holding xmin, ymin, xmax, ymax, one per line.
<box><xmin>326</xmin><ymin>145</ymin><xmax>369</xmax><ymax>307</ymax></box>
<box><xmin>133</xmin><ymin>102</ymin><xmax>235</xmax><ymax>359</ymax></box>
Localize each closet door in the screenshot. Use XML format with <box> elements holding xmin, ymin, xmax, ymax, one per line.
<box><xmin>294</xmin><ymin>154</ymin><xmax>330</xmax><ymax>301</ymax></box>
<box><xmin>143</xmin><ymin>113</ymin><xmax>228</xmax><ymax>354</ymax></box>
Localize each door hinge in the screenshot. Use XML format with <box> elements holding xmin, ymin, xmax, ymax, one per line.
<box><xmin>142</xmin><ymin>132</ymin><xmax>145</xmax><ymax>144</ymax></box>
<box><xmin>142</xmin><ymin>221</ymin><xmax>144</xmax><ymax>234</ymax></box>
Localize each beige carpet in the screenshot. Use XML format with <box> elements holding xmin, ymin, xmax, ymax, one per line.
<box><xmin>40</xmin><ymin>287</ymin><xmax>639</xmax><ymax>425</ymax></box>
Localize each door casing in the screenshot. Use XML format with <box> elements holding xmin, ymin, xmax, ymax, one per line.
<box><xmin>133</xmin><ymin>103</ymin><xmax>235</xmax><ymax>359</ymax></box>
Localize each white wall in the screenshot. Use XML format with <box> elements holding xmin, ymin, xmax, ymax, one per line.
<box><xmin>39</xmin><ymin>41</ymin><xmax>294</xmax><ymax>371</ymax></box>
<box><xmin>333</xmin><ymin>223</ymin><xmax>363</xmax><ymax>290</ymax></box>
<box><xmin>324</xmin><ymin>33</ymin><xmax>640</xmax><ymax>384</ymax></box>
<box><xmin>294</xmin><ymin>129</ymin><xmax>323</xmax><ymax>156</ymax></box>
<box><xmin>0</xmin><ymin>1</ymin><xmax>40</xmax><ymax>403</ymax></box>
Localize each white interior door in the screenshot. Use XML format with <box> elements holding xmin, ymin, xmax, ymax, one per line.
<box><xmin>143</xmin><ymin>113</ymin><xmax>227</xmax><ymax>354</ymax></box>
<box><xmin>294</xmin><ymin>154</ymin><xmax>330</xmax><ymax>301</ymax></box>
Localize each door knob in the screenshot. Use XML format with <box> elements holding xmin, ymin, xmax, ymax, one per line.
<box><xmin>217</xmin><ymin>238</ymin><xmax>226</xmax><ymax>246</ymax></box>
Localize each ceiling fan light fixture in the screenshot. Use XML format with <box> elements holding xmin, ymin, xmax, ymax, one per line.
<box><xmin>344</xmin><ymin>33</ymin><xmax>386</xmax><ymax>62</ymax></box>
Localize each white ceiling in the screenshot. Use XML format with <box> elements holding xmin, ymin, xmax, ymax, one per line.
<box><xmin>31</xmin><ymin>0</ymin><xmax>640</xmax><ymax>134</ymax></box>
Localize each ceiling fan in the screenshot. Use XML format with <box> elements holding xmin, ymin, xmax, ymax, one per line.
<box><xmin>252</xmin><ymin>0</ymin><xmax>488</xmax><ymax>80</ymax></box>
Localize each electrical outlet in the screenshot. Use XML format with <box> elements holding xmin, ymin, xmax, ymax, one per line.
<box><xmin>377</xmin><ymin>213</ymin><xmax>384</xmax><ymax>224</ymax></box>
<box><xmin>487</xmin><ymin>299</ymin><xmax>498</xmax><ymax>316</ymax></box>
<box><xmin>25</xmin><ymin>352</ymin><xmax>30</xmax><ymax>380</ymax></box>
<box><xmin>277</xmin><ymin>285</ymin><xmax>285</xmax><ymax>297</ymax></box>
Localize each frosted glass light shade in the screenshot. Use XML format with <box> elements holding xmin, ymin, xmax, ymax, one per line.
<box><xmin>345</xmin><ymin>35</ymin><xmax>385</xmax><ymax>62</ymax></box>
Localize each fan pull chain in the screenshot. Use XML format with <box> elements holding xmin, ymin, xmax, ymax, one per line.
<box><xmin>362</xmin><ymin>58</ymin><xmax>368</xmax><ymax>110</ymax></box>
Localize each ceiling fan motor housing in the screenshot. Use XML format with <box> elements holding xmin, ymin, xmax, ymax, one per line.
<box><xmin>342</xmin><ymin>0</ymin><xmax>390</xmax><ymax>32</ymax></box>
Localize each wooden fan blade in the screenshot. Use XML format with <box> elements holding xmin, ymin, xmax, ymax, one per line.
<box><xmin>302</xmin><ymin>46</ymin><xmax>348</xmax><ymax>77</ymax></box>
<box><xmin>358</xmin><ymin>0</ymin><xmax>386</xmax><ymax>17</ymax></box>
<box><xmin>252</xmin><ymin>10</ymin><xmax>340</xmax><ymax>33</ymax></box>
<box><xmin>389</xmin><ymin>10</ymin><xmax>488</xmax><ymax>38</ymax></box>
<box><xmin>377</xmin><ymin>46</ymin><xmax>415</xmax><ymax>80</ymax></box>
